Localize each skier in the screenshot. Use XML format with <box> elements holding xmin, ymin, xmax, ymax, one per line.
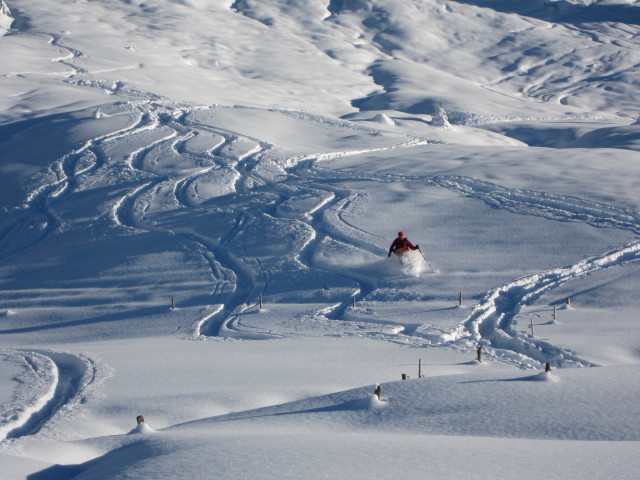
<box><xmin>388</xmin><ymin>231</ymin><xmax>419</xmax><ymax>257</ymax></box>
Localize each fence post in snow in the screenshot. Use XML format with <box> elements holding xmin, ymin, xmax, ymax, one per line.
<box><xmin>374</xmin><ymin>384</ymin><xmax>382</xmax><ymax>400</ymax></box>
<box><xmin>171</xmin><ymin>298</ymin><xmax>175</xmax><ymax>310</ymax></box>
<box><xmin>529</xmin><ymin>318</ymin><xmax>534</xmax><ymax>336</ymax></box>
<box><xmin>553</xmin><ymin>305</ymin><xmax>556</xmax><ymax>320</ymax></box>
<box><xmin>545</xmin><ymin>363</ymin><xmax>552</xmax><ymax>373</ymax></box>
<box><xmin>352</xmin><ymin>297</ymin><xmax>356</xmax><ymax>308</ymax></box>
<box><xmin>566</xmin><ymin>297</ymin><xmax>571</xmax><ymax>307</ymax></box>
<box><xmin>259</xmin><ymin>294</ymin><xmax>263</xmax><ymax>309</ymax></box>
<box><xmin>418</xmin><ymin>358</ymin><xmax>423</xmax><ymax>378</ymax></box>
<box><xmin>458</xmin><ymin>292</ymin><xmax>462</xmax><ymax>306</ymax></box>
<box><xmin>476</xmin><ymin>346</ymin><xmax>483</xmax><ymax>363</ymax></box>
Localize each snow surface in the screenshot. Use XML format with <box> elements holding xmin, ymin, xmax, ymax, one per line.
<box><xmin>1</xmin><ymin>0</ymin><xmax>640</xmax><ymax>478</ymax></box>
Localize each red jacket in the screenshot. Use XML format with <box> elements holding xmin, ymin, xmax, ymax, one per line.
<box><xmin>389</xmin><ymin>236</ymin><xmax>417</xmax><ymax>255</ymax></box>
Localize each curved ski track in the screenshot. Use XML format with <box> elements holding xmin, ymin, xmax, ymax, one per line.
<box><xmin>13</xmin><ymin>97</ymin><xmax>640</xmax><ymax>368</ymax></box>
<box><xmin>7</xmin><ymin>11</ymin><xmax>638</xmax><ymax>450</ymax></box>
<box><xmin>429</xmin><ymin>175</ymin><xmax>640</xmax><ymax>368</ymax></box>
<box><xmin>9</xmin><ymin>35</ymin><xmax>640</xmax><ymax>369</ymax></box>
<box><xmin>12</xmin><ymin>96</ymin><xmax>640</xmax><ymax>369</ymax></box>
<box><xmin>317</xmin><ymin>168</ymin><xmax>640</xmax><ymax>367</ymax></box>
<box><xmin>1</xmin><ymin>349</ymin><xmax>101</xmax><ymax>441</ymax></box>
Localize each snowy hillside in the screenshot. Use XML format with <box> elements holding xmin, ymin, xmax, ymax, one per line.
<box><xmin>1</xmin><ymin>0</ymin><xmax>640</xmax><ymax>478</ymax></box>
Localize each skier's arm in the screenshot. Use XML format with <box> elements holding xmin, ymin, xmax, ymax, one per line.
<box><xmin>388</xmin><ymin>239</ymin><xmax>397</xmax><ymax>256</ymax></box>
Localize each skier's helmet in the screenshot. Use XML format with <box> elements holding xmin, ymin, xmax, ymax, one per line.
<box><xmin>398</xmin><ymin>231</ymin><xmax>404</xmax><ymax>237</ymax></box>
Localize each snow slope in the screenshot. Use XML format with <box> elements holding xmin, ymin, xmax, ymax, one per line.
<box><xmin>1</xmin><ymin>0</ymin><xmax>640</xmax><ymax>478</ymax></box>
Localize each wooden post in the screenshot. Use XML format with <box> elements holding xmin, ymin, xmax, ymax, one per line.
<box><xmin>476</xmin><ymin>345</ymin><xmax>483</xmax><ymax>363</ymax></box>
<box><xmin>171</xmin><ymin>298</ymin><xmax>176</xmax><ymax>310</ymax></box>
<box><xmin>529</xmin><ymin>318</ymin><xmax>534</xmax><ymax>336</ymax></box>
<box><xmin>566</xmin><ymin>297</ymin><xmax>571</xmax><ymax>307</ymax></box>
<box><xmin>418</xmin><ymin>358</ymin><xmax>422</xmax><ymax>378</ymax></box>
<box><xmin>458</xmin><ymin>292</ymin><xmax>462</xmax><ymax>306</ymax></box>
<box><xmin>259</xmin><ymin>294</ymin><xmax>263</xmax><ymax>309</ymax></box>
<box><xmin>545</xmin><ymin>363</ymin><xmax>552</xmax><ymax>373</ymax></box>
<box><xmin>136</xmin><ymin>415</ymin><xmax>145</xmax><ymax>424</ymax></box>
<box><xmin>553</xmin><ymin>305</ymin><xmax>556</xmax><ymax>320</ymax></box>
<box><xmin>374</xmin><ymin>384</ymin><xmax>382</xmax><ymax>400</ymax></box>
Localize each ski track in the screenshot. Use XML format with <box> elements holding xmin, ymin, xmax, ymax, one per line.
<box><xmin>10</xmin><ymin>30</ymin><xmax>640</xmax><ymax>369</ymax></box>
<box><xmin>5</xmin><ymin>6</ymin><xmax>639</xmax><ymax>456</ymax></box>
<box><xmin>100</xmin><ymin>107</ymin><xmax>269</xmax><ymax>338</ymax></box>
<box><xmin>13</xmin><ymin>97</ymin><xmax>640</xmax><ymax>369</ymax></box>
<box><xmin>438</xmin><ymin>241</ymin><xmax>640</xmax><ymax>369</ymax></box>
<box><xmin>304</xmin><ymin>163</ymin><xmax>640</xmax><ymax>367</ymax></box>
<box><xmin>426</xmin><ymin>174</ymin><xmax>640</xmax><ymax>367</ymax></box>
<box><xmin>0</xmin><ymin>349</ymin><xmax>100</xmax><ymax>441</ymax></box>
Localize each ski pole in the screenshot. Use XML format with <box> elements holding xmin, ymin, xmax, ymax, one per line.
<box><xmin>417</xmin><ymin>247</ymin><xmax>435</xmax><ymax>272</ymax></box>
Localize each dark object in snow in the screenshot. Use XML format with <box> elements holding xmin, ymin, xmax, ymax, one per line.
<box><xmin>477</xmin><ymin>346</ymin><xmax>483</xmax><ymax>363</ymax></box>
<box><xmin>545</xmin><ymin>363</ymin><xmax>552</xmax><ymax>373</ymax></box>
<box><xmin>137</xmin><ymin>415</ymin><xmax>145</xmax><ymax>424</ymax></box>
<box><xmin>374</xmin><ymin>384</ymin><xmax>382</xmax><ymax>400</ymax></box>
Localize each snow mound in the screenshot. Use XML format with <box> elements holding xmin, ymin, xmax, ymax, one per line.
<box><xmin>371</xmin><ymin>113</ymin><xmax>395</xmax><ymax>126</ymax></box>
<box><xmin>432</xmin><ymin>104</ymin><xmax>451</xmax><ymax>129</ymax></box>
<box><xmin>128</xmin><ymin>422</ymin><xmax>155</xmax><ymax>435</ymax></box>
<box><xmin>518</xmin><ymin>371</ymin><xmax>560</xmax><ymax>382</ymax></box>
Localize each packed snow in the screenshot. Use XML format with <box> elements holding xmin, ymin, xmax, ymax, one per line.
<box><xmin>1</xmin><ymin>0</ymin><xmax>640</xmax><ymax>478</ymax></box>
